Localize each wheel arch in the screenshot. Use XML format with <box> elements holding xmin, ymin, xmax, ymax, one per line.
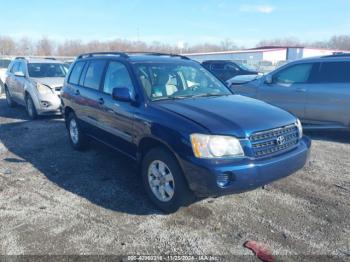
<box><xmin>138</xmin><ymin>137</ymin><xmax>176</xmax><ymax>162</ymax></box>
<box><xmin>63</xmin><ymin>106</ymin><xmax>74</xmax><ymax>127</ymax></box>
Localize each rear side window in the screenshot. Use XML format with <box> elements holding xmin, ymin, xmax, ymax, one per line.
<box><xmin>225</xmin><ymin>63</ymin><xmax>239</xmax><ymax>71</ymax></box>
<box><xmin>68</xmin><ymin>62</ymin><xmax>85</xmax><ymax>85</ymax></box>
<box><xmin>83</xmin><ymin>60</ymin><xmax>107</xmax><ymax>90</ymax></box>
<box><xmin>273</xmin><ymin>63</ymin><xmax>313</xmax><ymax>84</ymax></box>
<box><xmin>211</xmin><ymin>63</ymin><xmax>224</xmax><ymax>70</ymax></box>
<box><xmin>317</xmin><ymin>62</ymin><xmax>350</xmax><ymax>83</ymax></box>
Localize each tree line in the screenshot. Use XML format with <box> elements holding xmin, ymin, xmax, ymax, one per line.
<box><xmin>0</xmin><ymin>35</ymin><xmax>349</xmax><ymax>57</ymax></box>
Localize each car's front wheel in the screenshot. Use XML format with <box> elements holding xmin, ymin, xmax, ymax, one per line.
<box><xmin>67</xmin><ymin>112</ymin><xmax>88</xmax><ymax>150</ymax></box>
<box><xmin>142</xmin><ymin>147</ymin><xmax>195</xmax><ymax>213</ymax></box>
<box><xmin>26</xmin><ymin>95</ymin><xmax>38</xmax><ymax>120</ymax></box>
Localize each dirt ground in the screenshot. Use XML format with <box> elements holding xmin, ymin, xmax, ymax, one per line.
<box><xmin>0</xmin><ymin>96</ymin><xmax>349</xmax><ymax>261</ymax></box>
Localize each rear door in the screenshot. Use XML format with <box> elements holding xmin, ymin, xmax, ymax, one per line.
<box><xmin>6</xmin><ymin>62</ymin><xmax>19</xmax><ymax>100</ymax></box>
<box><xmin>304</xmin><ymin>61</ymin><xmax>350</xmax><ymax>127</ymax></box>
<box><xmin>97</xmin><ymin>60</ymin><xmax>137</xmax><ymax>158</ymax></box>
<box><xmin>70</xmin><ymin>59</ymin><xmax>108</xmax><ymax>135</ymax></box>
<box><xmin>257</xmin><ymin>63</ymin><xmax>315</xmax><ymax>120</ymax></box>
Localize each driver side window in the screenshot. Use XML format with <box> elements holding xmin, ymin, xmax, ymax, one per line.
<box><xmin>273</xmin><ymin>63</ymin><xmax>313</xmax><ymax>84</ymax></box>
<box><xmin>103</xmin><ymin>61</ymin><xmax>134</xmax><ymax>95</ymax></box>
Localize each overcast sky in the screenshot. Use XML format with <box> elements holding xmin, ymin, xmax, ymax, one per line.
<box><xmin>1</xmin><ymin>0</ymin><xmax>349</xmax><ymax>47</ymax></box>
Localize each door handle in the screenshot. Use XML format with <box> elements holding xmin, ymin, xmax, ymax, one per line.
<box><xmin>296</xmin><ymin>88</ymin><xmax>306</xmax><ymax>93</ymax></box>
<box><xmin>74</xmin><ymin>89</ymin><xmax>80</xmax><ymax>95</ymax></box>
<box><xmin>98</xmin><ymin>98</ymin><xmax>105</xmax><ymax>105</ymax></box>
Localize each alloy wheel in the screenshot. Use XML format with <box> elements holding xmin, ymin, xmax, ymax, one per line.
<box><xmin>147</xmin><ymin>160</ymin><xmax>175</xmax><ymax>202</ymax></box>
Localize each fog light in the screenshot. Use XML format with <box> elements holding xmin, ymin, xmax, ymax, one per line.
<box><xmin>40</xmin><ymin>101</ymin><xmax>51</xmax><ymax>107</ymax></box>
<box><xmin>217</xmin><ymin>172</ymin><xmax>232</xmax><ymax>187</ymax></box>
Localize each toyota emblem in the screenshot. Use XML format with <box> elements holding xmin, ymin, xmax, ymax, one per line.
<box><xmin>276</xmin><ymin>136</ymin><xmax>286</xmax><ymax>146</ymax></box>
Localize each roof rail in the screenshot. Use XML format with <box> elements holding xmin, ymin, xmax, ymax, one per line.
<box><xmin>322</xmin><ymin>52</ymin><xmax>350</xmax><ymax>58</ymax></box>
<box><xmin>44</xmin><ymin>57</ymin><xmax>56</xmax><ymax>60</ymax></box>
<box><xmin>77</xmin><ymin>52</ymin><xmax>129</xmax><ymax>59</ymax></box>
<box><xmin>127</xmin><ymin>52</ymin><xmax>190</xmax><ymax>60</ymax></box>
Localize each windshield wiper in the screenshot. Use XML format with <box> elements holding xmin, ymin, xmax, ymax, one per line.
<box><xmin>189</xmin><ymin>93</ymin><xmax>224</xmax><ymax>98</ymax></box>
<box><xmin>152</xmin><ymin>93</ymin><xmax>224</xmax><ymax>101</ymax></box>
<box><xmin>152</xmin><ymin>95</ymin><xmax>189</xmax><ymax>101</ymax></box>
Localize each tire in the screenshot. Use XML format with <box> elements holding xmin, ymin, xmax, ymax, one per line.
<box><xmin>67</xmin><ymin>112</ymin><xmax>88</xmax><ymax>150</ymax></box>
<box><xmin>142</xmin><ymin>147</ymin><xmax>196</xmax><ymax>213</ymax></box>
<box><xmin>5</xmin><ymin>87</ymin><xmax>15</xmax><ymax>107</ymax></box>
<box><xmin>26</xmin><ymin>95</ymin><xmax>38</xmax><ymax>120</ymax></box>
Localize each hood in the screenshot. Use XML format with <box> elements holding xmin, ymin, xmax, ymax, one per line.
<box><xmin>32</xmin><ymin>77</ymin><xmax>65</xmax><ymax>88</ymax></box>
<box><xmin>154</xmin><ymin>95</ymin><xmax>296</xmax><ymax>138</ymax></box>
<box><xmin>226</xmin><ymin>74</ymin><xmax>262</xmax><ymax>86</ymax></box>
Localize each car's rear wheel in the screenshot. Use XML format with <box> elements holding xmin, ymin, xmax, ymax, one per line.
<box><xmin>26</xmin><ymin>95</ymin><xmax>38</xmax><ymax>120</ymax></box>
<box><xmin>142</xmin><ymin>147</ymin><xmax>195</xmax><ymax>213</ymax></box>
<box><xmin>5</xmin><ymin>87</ymin><xmax>15</xmax><ymax>107</ymax></box>
<box><xmin>67</xmin><ymin>112</ymin><xmax>87</xmax><ymax>150</ymax></box>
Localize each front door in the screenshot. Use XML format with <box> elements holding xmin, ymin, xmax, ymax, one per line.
<box><xmin>257</xmin><ymin>63</ymin><xmax>315</xmax><ymax>120</ymax></box>
<box><xmin>96</xmin><ymin>60</ymin><xmax>137</xmax><ymax>158</ymax></box>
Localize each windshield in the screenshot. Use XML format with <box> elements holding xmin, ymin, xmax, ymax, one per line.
<box><xmin>28</xmin><ymin>63</ymin><xmax>68</xmax><ymax>78</ymax></box>
<box><xmin>134</xmin><ymin>62</ymin><xmax>231</xmax><ymax>101</ymax></box>
<box><xmin>0</xmin><ymin>59</ymin><xmax>11</xmax><ymax>69</ymax></box>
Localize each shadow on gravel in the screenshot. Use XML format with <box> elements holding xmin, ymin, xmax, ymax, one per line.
<box><xmin>305</xmin><ymin>129</ymin><xmax>350</xmax><ymax>144</ymax></box>
<box><xmin>0</xmin><ymin>98</ymin><xmax>62</xmax><ymax>122</ymax></box>
<box><xmin>0</xmin><ymin>102</ymin><xmax>159</xmax><ymax>215</ymax></box>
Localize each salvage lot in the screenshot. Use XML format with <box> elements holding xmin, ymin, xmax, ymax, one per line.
<box><xmin>0</xmin><ymin>96</ymin><xmax>349</xmax><ymax>258</ymax></box>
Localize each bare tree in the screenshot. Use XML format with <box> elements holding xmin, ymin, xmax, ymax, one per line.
<box><xmin>328</xmin><ymin>35</ymin><xmax>350</xmax><ymax>50</ymax></box>
<box><xmin>0</xmin><ymin>36</ymin><xmax>16</xmax><ymax>55</ymax></box>
<box><xmin>256</xmin><ymin>37</ymin><xmax>302</xmax><ymax>48</ymax></box>
<box><xmin>17</xmin><ymin>37</ymin><xmax>34</xmax><ymax>55</ymax></box>
<box><xmin>35</xmin><ymin>37</ymin><xmax>54</xmax><ymax>56</ymax></box>
<box><xmin>1</xmin><ymin>34</ymin><xmax>350</xmax><ymax>57</ymax></box>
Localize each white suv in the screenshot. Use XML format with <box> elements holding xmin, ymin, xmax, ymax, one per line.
<box><xmin>4</xmin><ymin>58</ymin><xmax>67</xmax><ymax>119</ymax></box>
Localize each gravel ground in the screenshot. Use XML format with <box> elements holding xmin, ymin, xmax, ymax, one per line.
<box><xmin>0</xmin><ymin>96</ymin><xmax>349</xmax><ymax>261</ymax></box>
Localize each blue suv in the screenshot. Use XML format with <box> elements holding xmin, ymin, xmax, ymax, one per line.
<box><xmin>61</xmin><ymin>52</ymin><xmax>311</xmax><ymax>213</ymax></box>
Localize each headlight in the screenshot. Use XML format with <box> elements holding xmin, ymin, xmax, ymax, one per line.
<box><xmin>296</xmin><ymin>119</ymin><xmax>303</xmax><ymax>139</ymax></box>
<box><xmin>190</xmin><ymin>134</ymin><xmax>244</xmax><ymax>158</ymax></box>
<box><xmin>36</xmin><ymin>83</ymin><xmax>53</xmax><ymax>95</ymax></box>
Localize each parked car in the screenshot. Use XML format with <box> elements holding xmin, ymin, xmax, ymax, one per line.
<box><xmin>4</xmin><ymin>57</ymin><xmax>68</xmax><ymax>119</ymax></box>
<box><xmin>231</xmin><ymin>53</ymin><xmax>350</xmax><ymax>129</ymax></box>
<box><xmin>0</xmin><ymin>57</ymin><xmax>13</xmax><ymax>95</ymax></box>
<box><xmin>61</xmin><ymin>52</ymin><xmax>311</xmax><ymax>213</ymax></box>
<box><xmin>257</xmin><ymin>60</ymin><xmax>275</xmax><ymax>74</ymax></box>
<box><xmin>202</xmin><ymin>60</ymin><xmax>259</xmax><ymax>82</ymax></box>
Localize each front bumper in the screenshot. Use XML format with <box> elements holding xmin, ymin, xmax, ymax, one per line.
<box><xmin>181</xmin><ymin>136</ymin><xmax>311</xmax><ymax>197</ymax></box>
<box><xmin>34</xmin><ymin>92</ymin><xmax>62</xmax><ymax>115</ymax></box>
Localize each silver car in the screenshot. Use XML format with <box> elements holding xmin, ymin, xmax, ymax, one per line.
<box><xmin>4</xmin><ymin>58</ymin><xmax>67</xmax><ymax>119</ymax></box>
<box><xmin>231</xmin><ymin>54</ymin><xmax>350</xmax><ymax>130</ymax></box>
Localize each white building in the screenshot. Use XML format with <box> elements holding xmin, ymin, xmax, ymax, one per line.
<box><xmin>184</xmin><ymin>46</ymin><xmax>348</xmax><ymax>71</ymax></box>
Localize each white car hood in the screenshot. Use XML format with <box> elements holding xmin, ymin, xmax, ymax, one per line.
<box><xmin>32</xmin><ymin>77</ymin><xmax>65</xmax><ymax>88</ymax></box>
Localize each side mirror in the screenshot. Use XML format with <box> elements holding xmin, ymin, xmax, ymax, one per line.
<box><xmin>14</xmin><ymin>71</ymin><xmax>25</xmax><ymax>77</ymax></box>
<box><xmin>112</xmin><ymin>87</ymin><xmax>132</xmax><ymax>102</ymax></box>
<box><xmin>264</xmin><ymin>75</ymin><xmax>273</xmax><ymax>84</ymax></box>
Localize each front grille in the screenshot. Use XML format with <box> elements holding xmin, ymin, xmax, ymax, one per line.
<box><xmin>250</xmin><ymin>124</ymin><xmax>299</xmax><ymax>158</ymax></box>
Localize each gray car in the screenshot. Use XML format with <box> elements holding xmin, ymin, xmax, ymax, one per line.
<box><xmin>231</xmin><ymin>54</ymin><xmax>350</xmax><ymax>129</ymax></box>
<box><xmin>4</xmin><ymin>58</ymin><xmax>67</xmax><ymax>119</ymax></box>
